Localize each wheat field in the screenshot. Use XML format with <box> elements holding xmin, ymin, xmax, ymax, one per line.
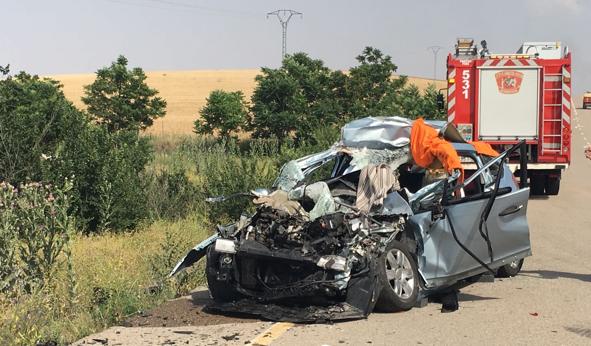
<box><xmin>48</xmin><ymin>70</ymin><xmax>445</xmax><ymax>136</ymax></box>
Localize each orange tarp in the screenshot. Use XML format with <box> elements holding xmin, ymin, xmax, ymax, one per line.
<box><xmin>470</xmin><ymin>141</ymin><xmax>499</xmax><ymax>157</ymax></box>
<box><xmin>410</xmin><ymin>118</ymin><xmax>463</xmax><ymax>175</ymax></box>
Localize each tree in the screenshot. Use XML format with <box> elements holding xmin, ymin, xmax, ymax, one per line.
<box><xmin>247</xmin><ymin>48</ymin><xmax>445</xmax><ymax>142</ymax></box>
<box><xmin>0</xmin><ymin>64</ymin><xmax>9</xmax><ymax>76</ymax></box>
<box><xmin>194</xmin><ymin>90</ymin><xmax>248</xmax><ymax>138</ymax></box>
<box><xmin>420</xmin><ymin>84</ymin><xmax>447</xmax><ymax>120</ymax></box>
<box><xmin>0</xmin><ymin>72</ymin><xmax>87</xmax><ymax>183</ymax></box>
<box><xmin>82</xmin><ymin>55</ymin><xmax>166</xmax><ymax>132</ymax></box>
<box><xmin>0</xmin><ymin>71</ymin><xmax>153</xmax><ymax>233</ymax></box>
<box><xmin>249</xmin><ymin>53</ymin><xmax>344</xmax><ymax>141</ymax></box>
<box><xmin>344</xmin><ymin>47</ymin><xmax>407</xmax><ymax>118</ymax></box>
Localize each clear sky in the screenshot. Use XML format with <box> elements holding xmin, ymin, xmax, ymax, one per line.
<box><xmin>1</xmin><ymin>0</ymin><xmax>589</xmax><ymax>90</ymax></box>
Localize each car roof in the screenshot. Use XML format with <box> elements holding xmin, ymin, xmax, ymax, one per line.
<box><xmin>340</xmin><ymin>116</ymin><xmax>467</xmax><ymax>150</ymax></box>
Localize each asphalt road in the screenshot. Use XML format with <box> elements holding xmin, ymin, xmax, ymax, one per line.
<box><xmin>75</xmin><ymin>108</ymin><xmax>591</xmax><ymax>346</ymax></box>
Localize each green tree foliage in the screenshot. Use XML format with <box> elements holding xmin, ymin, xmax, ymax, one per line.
<box><xmin>0</xmin><ymin>72</ymin><xmax>88</xmax><ymax>183</ymax></box>
<box><xmin>0</xmin><ymin>71</ymin><xmax>153</xmax><ymax>233</ymax></box>
<box><xmin>0</xmin><ymin>181</ymin><xmax>74</xmax><ymax>293</ymax></box>
<box><xmin>194</xmin><ymin>90</ymin><xmax>248</xmax><ymax>138</ymax></box>
<box><xmin>0</xmin><ymin>64</ymin><xmax>9</xmax><ymax>76</ymax></box>
<box><xmin>82</xmin><ymin>55</ymin><xmax>167</xmax><ymax>132</ymax></box>
<box><xmin>345</xmin><ymin>47</ymin><xmax>406</xmax><ymax>117</ymax></box>
<box><xmin>46</xmin><ymin>126</ymin><xmax>152</xmax><ymax>232</ymax></box>
<box><xmin>421</xmin><ymin>84</ymin><xmax>447</xmax><ymax>120</ymax></box>
<box><xmin>249</xmin><ymin>53</ymin><xmax>344</xmax><ymax>141</ymax></box>
<box><xmin>248</xmin><ymin>48</ymin><xmax>446</xmax><ymax>141</ymax></box>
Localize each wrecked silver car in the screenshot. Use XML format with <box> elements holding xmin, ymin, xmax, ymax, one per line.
<box><xmin>170</xmin><ymin>116</ymin><xmax>531</xmax><ymax>322</ymax></box>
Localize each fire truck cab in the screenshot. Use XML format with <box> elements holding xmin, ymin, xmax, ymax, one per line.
<box><xmin>447</xmin><ymin>39</ymin><xmax>572</xmax><ymax>195</ymax></box>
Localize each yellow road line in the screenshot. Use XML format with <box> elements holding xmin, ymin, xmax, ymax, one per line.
<box><xmin>248</xmin><ymin>322</ymin><xmax>296</xmax><ymax>346</ymax></box>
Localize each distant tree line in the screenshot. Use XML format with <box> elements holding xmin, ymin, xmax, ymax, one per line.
<box><xmin>195</xmin><ymin>47</ymin><xmax>446</xmax><ymax>141</ymax></box>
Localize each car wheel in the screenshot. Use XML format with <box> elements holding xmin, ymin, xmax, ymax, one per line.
<box><xmin>496</xmin><ymin>258</ymin><xmax>524</xmax><ymax>278</ymax></box>
<box><xmin>375</xmin><ymin>240</ymin><xmax>419</xmax><ymax>312</ymax></box>
<box><xmin>206</xmin><ymin>246</ymin><xmax>241</xmax><ymax>302</ymax></box>
<box><xmin>545</xmin><ymin>177</ymin><xmax>560</xmax><ymax>195</ymax></box>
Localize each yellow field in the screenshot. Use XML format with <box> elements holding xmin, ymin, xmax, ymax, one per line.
<box><xmin>48</xmin><ymin>70</ymin><xmax>445</xmax><ymax>136</ymax></box>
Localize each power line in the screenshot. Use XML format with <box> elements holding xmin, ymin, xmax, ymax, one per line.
<box><xmin>101</xmin><ymin>0</ymin><xmax>259</xmax><ymax>18</ymax></box>
<box><xmin>267</xmin><ymin>9</ymin><xmax>302</xmax><ymax>60</ymax></box>
<box><xmin>145</xmin><ymin>0</ymin><xmax>259</xmax><ymax>17</ymax></box>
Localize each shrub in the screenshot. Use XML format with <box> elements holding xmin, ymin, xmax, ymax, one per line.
<box><xmin>175</xmin><ymin>131</ymin><xmax>340</xmax><ymax>222</ymax></box>
<box><xmin>0</xmin><ymin>72</ymin><xmax>88</xmax><ymax>184</ymax></box>
<box><xmin>145</xmin><ymin>168</ymin><xmax>199</xmax><ymax>221</ymax></box>
<box><xmin>0</xmin><ymin>184</ymin><xmax>18</xmax><ymax>292</ymax></box>
<box><xmin>0</xmin><ymin>181</ymin><xmax>74</xmax><ymax>293</ymax></box>
<box><xmin>44</xmin><ymin>126</ymin><xmax>153</xmax><ymax>232</ymax></box>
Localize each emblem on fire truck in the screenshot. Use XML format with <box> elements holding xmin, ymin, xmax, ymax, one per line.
<box><xmin>495</xmin><ymin>70</ymin><xmax>524</xmax><ymax>94</ymax></box>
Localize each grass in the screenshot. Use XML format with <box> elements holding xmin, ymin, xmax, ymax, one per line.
<box><xmin>0</xmin><ymin>212</ymin><xmax>212</xmax><ymax>345</ymax></box>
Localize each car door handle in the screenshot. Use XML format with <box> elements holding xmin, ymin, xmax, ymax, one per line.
<box><xmin>499</xmin><ymin>205</ymin><xmax>523</xmax><ymax>217</ymax></box>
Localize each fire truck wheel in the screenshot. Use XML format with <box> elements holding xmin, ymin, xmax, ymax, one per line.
<box><xmin>545</xmin><ymin>177</ymin><xmax>560</xmax><ymax>195</ymax></box>
<box><xmin>530</xmin><ymin>175</ymin><xmax>546</xmax><ymax>195</ymax></box>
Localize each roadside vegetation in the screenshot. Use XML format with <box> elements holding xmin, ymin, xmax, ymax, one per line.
<box><xmin>0</xmin><ymin>47</ymin><xmax>445</xmax><ymax>345</ymax></box>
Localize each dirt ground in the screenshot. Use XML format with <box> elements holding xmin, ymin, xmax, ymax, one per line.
<box><xmin>74</xmin><ymin>107</ymin><xmax>591</xmax><ymax>345</ymax></box>
<box><xmin>123</xmin><ymin>289</ymin><xmax>258</xmax><ymax>328</ymax></box>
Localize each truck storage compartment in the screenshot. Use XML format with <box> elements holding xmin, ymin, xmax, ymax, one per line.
<box><xmin>477</xmin><ymin>67</ymin><xmax>540</xmax><ymax>140</ymax></box>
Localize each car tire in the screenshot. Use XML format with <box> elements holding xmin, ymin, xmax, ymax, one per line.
<box><xmin>496</xmin><ymin>259</ymin><xmax>524</xmax><ymax>278</ymax></box>
<box><xmin>530</xmin><ymin>175</ymin><xmax>546</xmax><ymax>195</ymax></box>
<box><xmin>375</xmin><ymin>240</ymin><xmax>419</xmax><ymax>312</ymax></box>
<box><xmin>545</xmin><ymin>177</ymin><xmax>560</xmax><ymax>195</ymax></box>
<box><xmin>205</xmin><ymin>246</ymin><xmax>241</xmax><ymax>302</ymax></box>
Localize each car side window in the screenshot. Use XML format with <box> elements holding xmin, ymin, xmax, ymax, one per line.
<box><xmin>459</xmin><ymin>155</ymin><xmax>483</xmax><ymax>197</ymax></box>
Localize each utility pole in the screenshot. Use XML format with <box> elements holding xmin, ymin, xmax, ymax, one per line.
<box><xmin>427</xmin><ymin>46</ymin><xmax>443</xmax><ymax>82</ymax></box>
<box><xmin>267</xmin><ymin>9</ymin><xmax>302</xmax><ymax>59</ymax></box>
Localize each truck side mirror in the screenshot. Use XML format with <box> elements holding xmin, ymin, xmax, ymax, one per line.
<box><xmin>436</xmin><ymin>92</ymin><xmax>445</xmax><ymax>111</ymax></box>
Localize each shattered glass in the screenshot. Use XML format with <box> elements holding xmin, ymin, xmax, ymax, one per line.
<box><xmin>274</xmin><ymin>160</ymin><xmax>306</xmax><ymax>191</ymax></box>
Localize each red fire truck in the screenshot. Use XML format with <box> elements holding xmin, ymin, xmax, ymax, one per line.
<box><xmin>446</xmin><ymin>39</ymin><xmax>572</xmax><ymax>195</ymax></box>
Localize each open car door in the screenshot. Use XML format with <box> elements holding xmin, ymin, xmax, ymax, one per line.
<box><xmin>413</xmin><ymin>143</ymin><xmax>531</xmax><ymax>289</ymax></box>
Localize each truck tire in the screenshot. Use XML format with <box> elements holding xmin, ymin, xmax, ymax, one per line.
<box><xmin>205</xmin><ymin>246</ymin><xmax>241</xmax><ymax>302</ymax></box>
<box><xmin>545</xmin><ymin>177</ymin><xmax>560</xmax><ymax>195</ymax></box>
<box><xmin>375</xmin><ymin>240</ymin><xmax>419</xmax><ymax>312</ymax></box>
<box><xmin>496</xmin><ymin>259</ymin><xmax>524</xmax><ymax>278</ymax></box>
<box><xmin>530</xmin><ymin>175</ymin><xmax>546</xmax><ymax>195</ymax></box>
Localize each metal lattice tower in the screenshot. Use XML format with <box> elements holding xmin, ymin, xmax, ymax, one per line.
<box><xmin>427</xmin><ymin>46</ymin><xmax>444</xmax><ymax>81</ymax></box>
<box><xmin>267</xmin><ymin>9</ymin><xmax>302</xmax><ymax>59</ymax></box>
